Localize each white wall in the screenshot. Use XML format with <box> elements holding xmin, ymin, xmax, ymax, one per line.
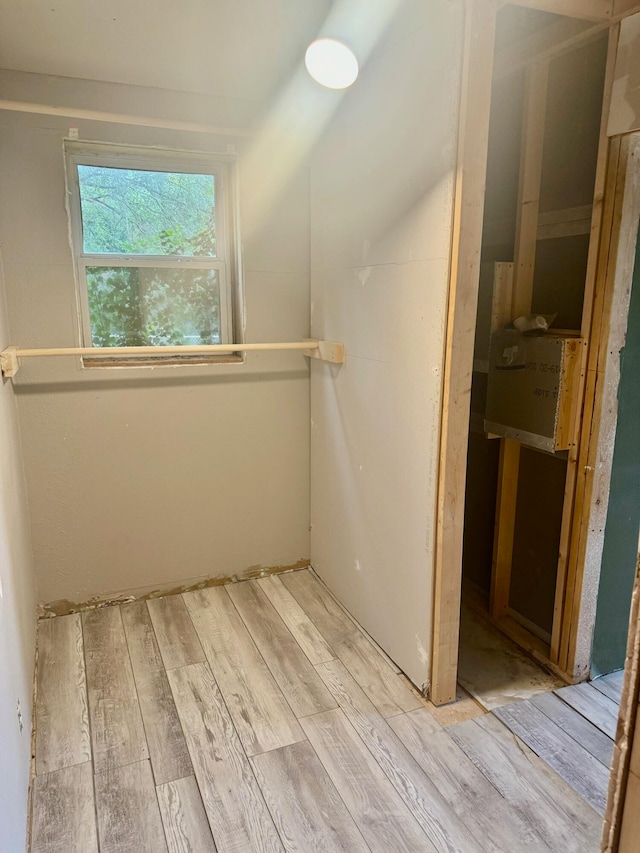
<box><xmin>0</xmin><ymin>73</ymin><xmax>311</xmax><ymax>606</ymax></box>
<box><xmin>309</xmin><ymin>0</ymin><xmax>464</xmax><ymax>689</ymax></box>
<box><xmin>0</xmin><ymin>250</ymin><xmax>36</xmax><ymax>850</ymax></box>
<box><xmin>608</xmin><ymin>12</ymin><xmax>640</xmax><ymax>137</ymax></box>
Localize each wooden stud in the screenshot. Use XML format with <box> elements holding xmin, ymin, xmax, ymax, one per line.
<box><xmin>490</xmin><ymin>262</ymin><xmax>514</xmax><ymax>337</ymax></box>
<box><xmin>489</xmin><ymin>62</ymin><xmax>548</xmax><ymax>626</ymax></box>
<box><xmin>431</xmin><ymin>0</ymin><xmax>498</xmax><ymax>706</ymax></box>
<box><xmin>595</xmin><ymin>551</ymin><xmax>639</xmax><ymax>852</ymax></box>
<box><xmin>552</xmin><ymin>26</ymin><xmax>622</xmax><ymax>668</ymax></box>
<box><xmin>512</xmin><ymin>61</ymin><xmax>549</xmax><ymax>320</ymax></box>
<box><xmin>559</xmin><ymin>130</ymin><xmax>640</xmax><ymax>675</ymax></box>
<box><xmin>490</xmin><ymin>439</ymin><xmax>520</xmax><ymax>619</ymax></box>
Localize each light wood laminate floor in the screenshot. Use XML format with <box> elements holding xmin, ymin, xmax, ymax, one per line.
<box><xmin>31</xmin><ymin>569</ymin><xmax>605</xmax><ymax>852</ymax></box>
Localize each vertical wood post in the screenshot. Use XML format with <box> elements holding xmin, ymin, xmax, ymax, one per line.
<box><xmin>431</xmin><ymin>0</ymin><xmax>497</xmax><ymax>705</ymax></box>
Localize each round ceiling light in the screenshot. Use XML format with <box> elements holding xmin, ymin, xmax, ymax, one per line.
<box><xmin>304</xmin><ymin>38</ymin><xmax>359</xmax><ymax>90</ymax></box>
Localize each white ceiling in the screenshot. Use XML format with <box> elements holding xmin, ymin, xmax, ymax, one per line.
<box><xmin>0</xmin><ymin>0</ymin><xmax>332</xmax><ymax>102</ymax></box>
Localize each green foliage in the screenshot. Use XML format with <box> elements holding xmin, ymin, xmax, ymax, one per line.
<box><xmin>87</xmin><ymin>267</ymin><xmax>221</xmax><ymax>347</ymax></box>
<box><xmin>79</xmin><ymin>164</ymin><xmax>222</xmax><ymax>347</ymax></box>
<box><xmin>78</xmin><ymin>166</ymin><xmax>217</xmax><ymax>256</ymax></box>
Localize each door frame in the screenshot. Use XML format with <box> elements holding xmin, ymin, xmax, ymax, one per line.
<box><xmin>431</xmin><ymin>0</ymin><xmax>640</xmax><ymax>705</ymax></box>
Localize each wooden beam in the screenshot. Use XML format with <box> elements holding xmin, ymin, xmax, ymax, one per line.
<box><xmin>490</xmin><ymin>262</ymin><xmax>514</xmax><ymax>337</ymax></box>
<box><xmin>491</xmin><ymin>439</ymin><xmax>520</xmax><ymax>618</ymax></box>
<box><xmin>551</xmin><ymin>26</ymin><xmax>619</xmax><ymax>664</ymax></box>
<box><xmin>537</xmin><ymin>204</ymin><xmax>594</xmax><ymax>239</ymax></box>
<box><xmin>431</xmin><ymin>0</ymin><xmax>497</xmax><ymax>706</ymax></box>
<box><xmin>489</xmin><ymin>261</ymin><xmax>517</xmax><ymax>617</ymax></box>
<box><xmin>559</xmin><ymin>132</ymin><xmax>640</xmax><ymax>674</ymax></box>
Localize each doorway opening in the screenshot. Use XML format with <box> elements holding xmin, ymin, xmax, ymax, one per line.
<box><xmin>457</xmin><ymin>3</ymin><xmax>613</xmax><ymax>705</ymax></box>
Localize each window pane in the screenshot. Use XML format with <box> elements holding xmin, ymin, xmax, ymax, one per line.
<box><xmin>86</xmin><ymin>266</ymin><xmax>221</xmax><ymax>347</ymax></box>
<box><xmin>78</xmin><ymin>166</ymin><xmax>216</xmax><ymax>256</ymax></box>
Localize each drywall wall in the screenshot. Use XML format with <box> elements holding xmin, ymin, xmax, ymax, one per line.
<box><xmin>0</xmin><ymin>72</ymin><xmax>311</xmax><ymax>605</ymax></box>
<box><xmin>591</xmin><ymin>221</ymin><xmax>640</xmax><ymax>676</ymax></box>
<box><xmin>0</xmin><ymin>251</ymin><xmax>36</xmax><ymax>850</ymax></box>
<box><xmin>309</xmin><ymin>0</ymin><xmax>464</xmax><ymax>689</ymax></box>
<box><xmin>608</xmin><ymin>11</ymin><xmax>640</xmax><ymax>137</ymax></box>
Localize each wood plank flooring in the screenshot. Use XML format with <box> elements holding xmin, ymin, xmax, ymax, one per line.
<box><xmin>31</xmin><ymin>568</ymin><xmax>609</xmax><ymax>852</ymax></box>
<box><xmin>492</xmin><ymin>670</ymin><xmax>622</xmax><ymax>817</ymax></box>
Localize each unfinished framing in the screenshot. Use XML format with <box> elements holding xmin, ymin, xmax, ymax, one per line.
<box><xmin>432</xmin><ymin>0</ymin><xmax>640</xmax><ymax>704</ymax></box>
<box><xmin>602</xmin><ymin>540</ymin><xmax>640</xmax><ymax>851</ymax></box>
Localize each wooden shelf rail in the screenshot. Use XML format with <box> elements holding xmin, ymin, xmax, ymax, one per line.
<box><xmin>0</xmin><ymin>340</ymin><xmax>345</xmax><ymax>377</ymax></box>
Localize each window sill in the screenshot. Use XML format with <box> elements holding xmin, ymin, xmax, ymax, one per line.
<box><xmin>81</xmin><ymin>353</ymin><xmax>245</xmax><ymax>369</ymax></box>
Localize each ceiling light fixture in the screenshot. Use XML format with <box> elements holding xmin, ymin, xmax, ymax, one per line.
<box><xmin>304</xmin><ymin>38</ymin><xmax>359</xmax><ymax>90</ymax></box>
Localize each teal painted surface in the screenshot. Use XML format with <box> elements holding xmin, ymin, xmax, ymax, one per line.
<box><xmin>591</xmin><ymin>225</ymin><xmax>640</xmax><ymax>677</ymax></box>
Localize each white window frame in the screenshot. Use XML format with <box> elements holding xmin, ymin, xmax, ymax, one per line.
<box><xmin>65</xmin><ymin>141</ymin><xmax>239</xmax><ymax>359</ymax></box>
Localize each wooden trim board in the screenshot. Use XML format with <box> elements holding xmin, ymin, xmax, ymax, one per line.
<box><xmin>560</xmin><ymin>131</ymin><xmax>640</xmax><ymax>676</ymax></box>
<box><xmin>431</xmin><ymin>0</ymin><xmax>498</xmax><ymax>705</ymax></box>
<box><xmin>602</xmin><ymin>546</ymin><xmax>640</xmax><ymax>851</ymax></box>
<box><xmin>552</xmin><ymin>24</ymin><xmax>621</xmax><ymax>671</ymax></box>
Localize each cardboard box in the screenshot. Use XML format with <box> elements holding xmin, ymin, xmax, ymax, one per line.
<box><xmin>484</xmin><ymin>332</ymin><xmax>582</xmax><ymax>452</ymax></box>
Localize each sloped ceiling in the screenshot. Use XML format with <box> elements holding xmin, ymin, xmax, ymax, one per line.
<box><xmin>0</xmin><ymin>0</ymin><xmax>331</xmax><ymax>101</ymax></box>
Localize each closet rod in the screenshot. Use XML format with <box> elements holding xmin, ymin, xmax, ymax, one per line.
<box><xmin>0</xmin><ymin>340</ymin><xmax>345</xmax><ymax>377</ymax></box>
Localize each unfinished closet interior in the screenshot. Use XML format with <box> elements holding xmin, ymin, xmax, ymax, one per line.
<box><xmin>459</xmin><ymin>5</ymin><xmax>617</xmax><ymax>699</ymax></box>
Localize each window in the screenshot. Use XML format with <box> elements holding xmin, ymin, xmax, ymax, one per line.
<box><xmin>65</xmin><ymin>143</ymin><xmax>239</xmax><ymax>362</ymax></box>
